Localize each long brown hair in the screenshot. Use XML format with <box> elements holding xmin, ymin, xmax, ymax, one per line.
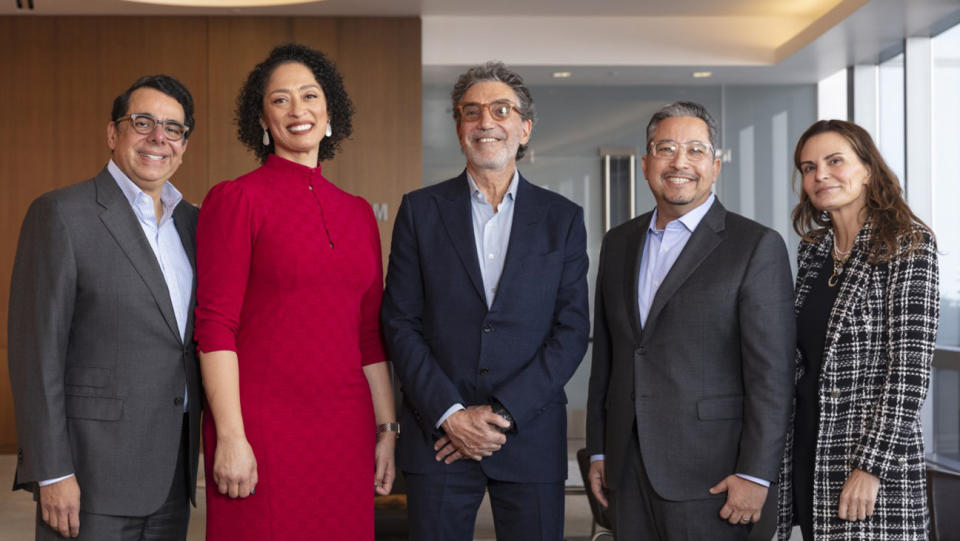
<box><xmin>791</xmin><ymin>119</ymin><xmax>934</xmax><ymax>262</ymax></box>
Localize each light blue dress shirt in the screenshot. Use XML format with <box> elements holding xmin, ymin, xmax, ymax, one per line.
<box><xmin>40</xmin><ymin>162</ymin><xmax>194</xmax><ymax>488</ymax></box>
<box><xmin>592</xmin><ymin>193</ymin><xmax>769</xmax><ymax>487</ymax></box>
<box><xmin>637</xmin><ymin>193</ymin><xmax>715</xmax><ymax>327</ymax></box>
<box><xmin>435</xmin><ymin>170</ymin><xmax>519</xmax><ymax>428</ymax></box>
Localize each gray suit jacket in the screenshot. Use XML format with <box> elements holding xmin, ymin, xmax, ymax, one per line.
<box><xmin>586</xmin><ymin>198</ymin><xmax>795</xmax><ymax>501</ymax></box>
<box><xmin>7</xmin><ymin>167</ymin><xmax>201</xmax><ymax>516</ymax></box>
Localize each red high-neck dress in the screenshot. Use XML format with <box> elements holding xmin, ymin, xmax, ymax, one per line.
<box><xmin>195</xmin><ymin>154</ymin><xmax>385</xmax><ymax>540</ymax></box>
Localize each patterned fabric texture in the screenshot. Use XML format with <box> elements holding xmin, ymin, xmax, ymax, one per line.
<box><xmin>776</xmin><ymin>221</ymin><xmax>939</xmax><ymax>540</ymax></box>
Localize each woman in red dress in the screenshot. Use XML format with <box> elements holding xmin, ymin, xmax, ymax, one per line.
<box><xmin>194</xmin><ymin>44</ymin><xmax>397</xmax><ymax>540</ymax></box>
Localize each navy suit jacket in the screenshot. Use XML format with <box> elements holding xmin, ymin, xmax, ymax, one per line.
<box><xmin>381</xmin><ymin>171</ymin><xmax>590</xmax><ymax>483</ymax></box>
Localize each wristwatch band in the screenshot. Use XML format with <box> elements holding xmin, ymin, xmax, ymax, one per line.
<box><xmin>377</xmin><ymin>422</ymin><xmax>401</xmax><ymax>435</ymax></box>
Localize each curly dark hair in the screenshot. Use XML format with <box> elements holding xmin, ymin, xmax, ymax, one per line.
<box><xmin>236</xmin><ymin>43</ymin><xmax>353</xmax><ymax>164</ymax></box>
<box><xmin>791</xmin><ymin>119</ymin><xmax>934</xmax><ymax>262</ymax></box>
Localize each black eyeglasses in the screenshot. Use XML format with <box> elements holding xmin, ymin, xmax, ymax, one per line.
<box><xmin>457</xmin><ymin>100</ymin><xmax>522</xmax><ymax>122</ymax></box>
<box><xmin>115</xmin><ymin>113</ymin><xmax>189</xmax><ymax>141</ymax></box>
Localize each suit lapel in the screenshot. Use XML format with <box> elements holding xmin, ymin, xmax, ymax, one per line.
<box><xmin>624</xmin><ymin>214</ymin><xmax>651</xmax><ymax>344</ymax></box>
<box><xmin>820</xmin><ymin>224</ymin><xmax>873</xmax><ymax>367</ymax></box>
<box><xmin>492</xmin><ymin>176</ymin><xmax>545</xmax><ymax>311</ymax></box>
<box><xmin>95</xmin><ymin>169</ymin><xmax>183</xmax><ymax>344</ymax></box>
<box><xmin>641</xmin><ymin>199</ymin><xmax>725</xmax><ymax>341</ymax></box>
<box><xmin>436</xmin><ymin>172</ymin><xmax>485</xmax><ymax>302</ymax></box>
<box><xmin>174</xmin><ymin>202</ymin><xmax>198</xmax><ymax>337</ymax></box>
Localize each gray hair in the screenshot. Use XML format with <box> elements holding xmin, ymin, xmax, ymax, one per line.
<box><xmin>645</xmin><ymin>101</ymin><xmax>719</xmax><ymax>153</ymax></box>
<box><xmin>450</xmin><ymin>61</ymin><xmax>536</xmax><ymax>160</ymax></box>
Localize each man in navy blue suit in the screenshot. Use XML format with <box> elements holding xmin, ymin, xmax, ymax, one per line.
<box><xmin>381</xmin><ymin>61</ymin><xmax>590</xmax><ymax>541</ymax></box>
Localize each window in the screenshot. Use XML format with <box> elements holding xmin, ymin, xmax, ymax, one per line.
<box><xmin>930</xmin><ymin>21</ymin><xmax>960</xmax><ymax>467</ymax></box>
<box><xmin>878</xmin><ymin>52</ymin><xmax>905</xmax><ymax>183</ymax></box>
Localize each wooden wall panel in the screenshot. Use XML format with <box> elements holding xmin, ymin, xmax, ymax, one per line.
<box><xmin>206</xmin><ymin>17</ymin><xmax>291</xmax><ymax>189</ymax></box>
<box><xmin>0</xmin><ymin>17</ymin><xmax>10</xmax><ymax>451</ymax></box>
<box><xmin>53</xmin><ymin>18</ymin><xmax>103</xmax><ymax>193</ymax></box>
<box><xmin>2</xmin><ymin>18</ymin><xmax>60</xmax><ymax>454</ymax></box>
<box><xmin>96</xmin><ymin>17</ymin><xmax>211</xmax><ymax>206</ymax></box>
<box><xmin>0</xmin><ymin>15</ymin><xmax>421</xmax><ymax>452</ymax></box>
<box><xmin>0</xmin><ymin>16</ymin><xmax>12</xmax><ymax>346</ymax></box>
<box><xmin>336</xmin><ymin>18</ymin><xmax>422</xmax><ymax>268</ymax></box>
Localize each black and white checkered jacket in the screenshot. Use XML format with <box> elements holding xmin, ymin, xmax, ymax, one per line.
<box><xmin>776</xmin><ymin>221</ymin><xmax>939</xmax><ymax>540</ymax></box>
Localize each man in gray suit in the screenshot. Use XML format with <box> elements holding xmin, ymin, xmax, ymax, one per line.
<box><xmin>8</xmin><ymin>74</ymin><xmax>201</xmax><ymax>540</ymax></box>
<box><xmin>586</xmin><ymin>101</ymin><xmax>794</xmax><ymax>539</ymax></box>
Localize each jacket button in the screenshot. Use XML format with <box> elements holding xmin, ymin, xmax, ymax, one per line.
<box><xmin>479</xmin><ymin>368</ymin><xmax>489</xmax><ymax>375</ymax></box>
<box><xmin>482</xmin><ymin>324</ymin><xmax>493</xmax><ymax>333</ymax></box>
<box><xmin>897</xmin><ymin>457</ymin><xmax>907</xmax><ymax>466</ymax></box>
<box><xmin>174</xmin><ymin>397</ymin><xmax>184</xmax><ymax>406</ymax></box>
<box><xmin>830</xmin><ymin>388</ymin><xmax>841</xmax><ymax>399</ymax></box>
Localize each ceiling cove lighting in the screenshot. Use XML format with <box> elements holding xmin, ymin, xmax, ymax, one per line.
<box><xmin>552</xmin><ymin>71</ymin><xmax>572</xmax><ymax>79</ymax></box>
<box><xmin>692</xmin><ymin>71</ymin><xmax>713</xmax><ymax>78</ymax></box>
<box><xmin>123</xmin><ymin>0</ymin><xmax>323</xmax><ymax>6</ymax></box>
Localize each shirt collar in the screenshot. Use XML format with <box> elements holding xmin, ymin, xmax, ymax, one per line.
<box><xmin>649</xmin><ymin>192</ymin><xmax>715</xmax><ymax>234</ymax></box>
<box><xmin>466</xmin><ymin>169</ymin><xmax>519</xmax><ymax>205</ymax></box>
<box><xmin>108</xmin><ymin>159</ymin><xmax>183</xmax><ymax>222</ymax></box>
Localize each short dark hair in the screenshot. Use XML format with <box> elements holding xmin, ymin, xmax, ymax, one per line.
<box><xmin>236</xmin><ymin>43</ymin><xmax>354</xmax><ymax>164</ymax></box>
<box><xmin>645</xmin><ymin>101</ymin><xmax>719</xmax><ymax>152</ymax></box>
<box><xmin>111</xmin><ymin>74</ymin><xmax>195</xmax><ymax>139</ymax></box>
<box><xmin>450</xmin><ymin>61</ymin><xmax>536</xmax><ymax>160</ymax></box>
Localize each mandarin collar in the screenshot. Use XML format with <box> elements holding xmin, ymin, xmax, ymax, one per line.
<box><xmin>264</xmin><ymin>153</ymin><xmax>326</xmax><ymax>185</ymax></box>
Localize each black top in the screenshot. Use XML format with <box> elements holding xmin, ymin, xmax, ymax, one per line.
<box><xmin>793</xmin><ymin>252</ymin><xmax>842</xmax><ymax>538</ymax></box>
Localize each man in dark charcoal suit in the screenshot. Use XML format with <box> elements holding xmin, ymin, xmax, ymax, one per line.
<box><xmin>586</xmin><ymin>101</ymin><xmax>795</xmax><ymax>540</ymax></box>
<box><xmin>381</xmin><ymin>61</ymin><xmax>590</xmax><ymax>541</ymax></box>
<box><xmin>8</xmin><ymin>74</ymin><xmax>201</xmax><ymax>540</ymax></box>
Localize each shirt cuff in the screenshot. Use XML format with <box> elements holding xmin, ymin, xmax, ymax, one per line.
<box><xmin>436</xmin><ymin>403</ymin><xmax>465</xmax><ymax>429</ymax></box>
<box><xmin>39</xmin><ymin>474</ymin><xmax>75</xmax><ymax>487</ymax></box>
<box><xmin>590</xmin><ymin>454</ymin><xmax>605</xmax><ymax>462</ymax></box>
<box><xmin>735</xmin><ymin>473</ymin><xmax>770</xmax><ymax>487</ymax></box>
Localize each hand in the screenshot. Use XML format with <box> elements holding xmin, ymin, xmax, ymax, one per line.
<box><xmin>837</xmin><ymin>468</ymin><xmax>880</xmax><ymax>521</ymax></box>
<box><xmin>709</xmin><ymin>474</ymin><xmax>768</xmax><ymax>525</ymax></box>
<box><xmin>39</xmin><ymin>476</ymin><xmax>81</xmax><ymax>538</ymax></box>
<box><xmin>439</xmin><ymin>405</ymin><xmax>509</xmax><ymax>461</ymax></box>
<box><xmin>433</xmin><ymin>435</ymin><xmax>467</xmax><ymax>464</ymax></box>
<box><xmin>213</xmin><ymin>435</ymin><xmax>258</xmax><ymax>498</ymax></box>
<box><xmin>374</xmin><ymin>432</ymin><xmax>397</xmax><ymax>496</ymax></box>
<box><xmin>588</xmin><ymin>460</ymin><xmax>609</xmax><ymax>508</ymax></box>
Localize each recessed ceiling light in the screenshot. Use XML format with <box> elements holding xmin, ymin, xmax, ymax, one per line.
<box><xmin>692</xmin><ymin>71</ymin><xmax>713</xmax><ymax>78</ymax></box>
<box><xmin>552</xmin><ymin>71</ymin><xmax>572</xmax><ymax>79</ymax></box>
<box><xmin>123</xmin><ymin>0</ymin><xmax>322</xmax><ymax>6</ymax></box>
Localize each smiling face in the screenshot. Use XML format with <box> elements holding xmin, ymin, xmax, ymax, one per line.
<box><xmin>798</xmin><ymin>131</ymin><xmax>870</xmax><ymax>218</ymax></box>
<box><xmin>107</xmin><ymin>87</ymin><xmax>188</xmax><ymax>197</ymax></box>
<box><xmin>456</xmin><ymin>81</ymin><xmax>532</xmax><ymax>176</ymax></box>
<box><xmin>260</xmin><ymin>62</ymin><xmax>329</xmax><ymax>167</ymax></box>
<box><xmin>641</xmin><ymin>115</ymin><xmax>720</xmax><ymax>224</ymax></box>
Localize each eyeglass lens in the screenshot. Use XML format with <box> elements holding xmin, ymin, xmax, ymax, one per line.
<box><xmin>460</xmin><ymin>101</ymin><xmax>515</xmax><ymax>122</ymax></box>
<box><xmin>126</xmin><ymin>114</ymin><xmax>187</xmax><ymax>140</ymax></box>
<box><xmin>652</xmin><ymin>140</ymin><xmax>712</xmax><ymax>161</ymax></box>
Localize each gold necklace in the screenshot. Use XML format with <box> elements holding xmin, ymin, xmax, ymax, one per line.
<box><xmin>828</xmin><ymin>241</ymin><xmax>851</xmax><ymax>288</ymax></box>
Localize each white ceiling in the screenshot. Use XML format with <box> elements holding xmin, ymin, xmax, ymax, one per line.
<box><xmin>5</xmin><ymin>0</ymin><xmax>959</xmax><ymax>85</ymax></box>
<box><xmin>0</xmin><ymin>0</ymin><xmax>861</xmax><ymax>16</ymax></box>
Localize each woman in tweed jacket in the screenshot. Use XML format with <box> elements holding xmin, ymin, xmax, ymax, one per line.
<box><xmin>776</xmin><ymin>120</ymin><xmax>939</xmax><ymax>540</ymax></box>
